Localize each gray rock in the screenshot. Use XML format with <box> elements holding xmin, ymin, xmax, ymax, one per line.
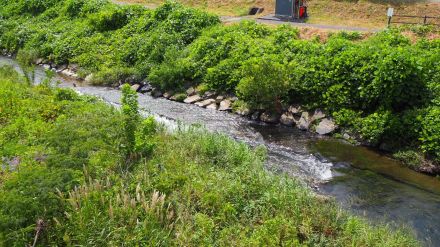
<box><xmin>186</xmin><ymin>87</ymin><xmax>196</xmax><ymax>96</ymax></box>
<box><xmin>84</xmin><ymin>74</ymin><xmax>94</xmax><ymax>83</ymax></box>
<box><xmin>260</xmin><ymin>111</ymin><xmax>280</xmax><ymax>124</ymax></box>
<box><xmin>216</xmin><ymin>95</ymin><xmax>225</xmax><ymax>103</ymax></box>
<box><xmin>218</xmin><ymin>99</ymin><xmax>232</xmax><ymax>111</ymax></box>
<box><xmin>57</xmin><ymin>64</ymin><xmax>68</xmax><ymax>72</ymax></box>
<box><xmin>288</xmin><ymin>105</ymin><xmax>303</xmax><ymax>115</ymax></box>
<box><xmin>297</xmin><ymin>112</ymin><xmax>312</xmax><ymax>130</ymax></box>
<box><xmin>42</xmin><ymin>64</ymin><xmax>51</xmax><ymax>70</ymax></box>
<box><xmin>312</xmin><ymin>109</ymin><xmax>326</xmax><ymax>121</ymax></box>
<box><xmin>342</xmin><ymin>133</ymin><xmax>351</xmax><ymax>140</ymax></box>
<box><xmin>163</xmin><ymin>91</ymin><xmax>173</xmax><ymax>99</ymax></box>
<box><xmin>195</xmin><ymin>99</ymin><xmax>216</xmax><ymax>107</ymax></box>
<box><xmin>203</xmin><ymin>91</ymin><xmax>216</xmax><ymax>99</ymax></box>
<box><xmin>68</xmin><ymin>64</ymin><xmax>79</xmax><ymax>73</ymax></box>
<box><xmin>251</xmin><ymin>111</ymin><xmax>260</xmax><ymax>121</ymax></box>
<box><xmin>131</xmin><ymin>84</ymin><xmax>141</xmax><ymax>92</ymax></box>
<box><xmin>61</xmin><ymin>69</ymin><xmax>78</xmax><ymax>78</ymax></box>
<box><xmin>206</xmin><ymin>103</ymin><xmax>218</xmax><ymax>110</ymax></box>
<box><xmin>235</xmin><ymin>107</ymin><xmax>251</xmax><ymax>116</ymax></box>
<box><xmin>151</xmin><ymin>88</ymin><xmax>163</xmax><ymax>98</ymax></box>
<box><xmin>280</xmin><ymin>112</ymin><xmax>295</xmax><ymax>126</ymax></box>
<box><xmin>184</xmin><ymin>94</ymin><xmax>202</xmax><ymax>104</ymax></box>
<box><xmin>229</xmin><ymin>96</ymin><xmax>238</xmax><ymax>102</ymax></box>
<box><xmin>139</xmin><ymin>84</ymin><xmax>153</xmax><ymax>93</ymax></box>
<box><xmin>315</xmin><ymin>118</ymin><xmax>337</xmax><ymax>135</ymax></box>
<box><xmin>35</xmin><ymin>58</ymin><xmax>44</xmax><ymax>65</ymax></box>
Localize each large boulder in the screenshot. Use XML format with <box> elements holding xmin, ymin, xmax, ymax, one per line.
<box><xmin>260</xmin><ymin>111</ymin><xmax>280</xmax><ymax>124</ymax></box>
<box><xmin>216</xmin><ymin>95</ymin><xmax>225</xmax><ymax>103</ymax></box>
<box><xmin>251</xmin><ymin>111</ymin><xmax>261</xmax><ymax>121</ymax></box>
<box><xmin>139</xmin><ymin>83</ymin><xmax>153</xmax><ymax>93</ymax></box>
<box><xmin>186</xmin><ymin>87</ymin><xmax>196</xmax><ymax>96</ymax></box>
<box><xmin>151</xmin><ymin>88</ymin><xmax>163</xmax><ymax>98</ymax></box>
<box><xmin>131</xmin><ymin>84</ymin><xmax>141</xmax><ymax>92</ymax></box>
<box><xmin>311</xmin><ymin>109</ymin><xmax>326</xmax><ymax>121</ymax></box>
<box><xmin>163</xmin><ymin>91</ymin><xmax>173</xmax><ymax>99</ymax></box>
<box><xmin>235</xmin><ymin>107</ymin><xmax>251</xmax><ymax>116</ymax></box>
<box><xmin>84</xmin><ymin>74</ymin><xmax>94</xmax><ymax>84</ymax></box>
<box><xmin>203</xmin><ymin>91</ymin><xmax>216</xmax><ymax>99</ymax></box>
<box><xmin>56</xmin><ymin>64</ymin><xmax>68</xmax><ymax>73</ymax></box>
<box><xmin>288</xmin><ymin>105</ymin><xmax>303</xmax><ymax>115</ymax></box>
<box><xmin>195</xmin><ymin>99</ymin><xmax>216</xmax><ymax>107</ymax></box>
<box><xmin>68</xmin><ymin>64</ymin><xmax>79</xmax><ymax>73</ymax></box>
<box><xmin>297</xmin><ymin>112</ymin><xmax>312</xmax><ymax>130</ymax></box>
<box><xmin>206</xmin><ymin>103</ymin><xmax>218</xmax><ymax>110</ymax></box>
<box><xmin>280</xmin><ymin>112</ymin><xmax>295</xmax><ymax>126</ymax></box>
<box><xmin>184</xmin><ymin>94</ymin><xmax>202</xmax><ymax>104</ymax></box>
<box><xmin>218</xmin><ymin>99</ymin><xmax>232</xmax><ymax>111</ymax></box>
<box><xmin>315</xmin><ymin>118</ymin><xmax>337</xmax><ymax>135</ymax></box>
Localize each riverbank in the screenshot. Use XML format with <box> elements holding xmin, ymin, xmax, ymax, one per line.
<box><xmin>23</xmin><ymin>55</ymin><xmax>440</xmax><ymax>177</ymax></box>
<box><xmin>1</xmin><ymin>0</ymin><xmax>438</xmax><ymax>176</ymax></box>
<box><xmin>0</xmin><ymin>66</ymin><xmax>420</xmax><ymax>246</ymax></box>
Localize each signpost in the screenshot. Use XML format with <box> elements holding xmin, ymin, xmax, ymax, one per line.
<box><xmin>387</xmin><ymin>8</ymin><xmax>394</xmax><ymax>27</ymax></box>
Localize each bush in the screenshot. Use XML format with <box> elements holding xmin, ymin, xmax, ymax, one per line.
<box><xmin>148</xmin><ymin>48</ymin><xmax>191</xmax><ymax>91</ymax></box>
<box><xmin>420</xmin><ymin>106</ymin><xmax>440</xmax><ymax>160</ymax></box>
<box><xmin>393</xmin><ymin>150</ymin><xmax>425</xmax><ymax>169</ymax></box>
<box><xmin>237</xmin><ymin>56</ymin><xmax>290</xmax><ymax>111</ymax></box>
<box><xmin>88</xmin><ymin>6</ymin><xmax>130</xmax><ymax>32</ymax></box>
<box><xmin>356</xmin><ymin>111</ymin><xmax>392</xmax><ymax>146</ymax></box>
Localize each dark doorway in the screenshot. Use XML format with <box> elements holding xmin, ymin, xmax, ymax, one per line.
<box><xmin>275</xmin><ymin>0</ymin><xmax>293</xmax><ymax>17</ymax></box>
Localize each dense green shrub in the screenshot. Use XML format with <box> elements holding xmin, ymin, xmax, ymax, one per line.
<box><xmin>420</xmin><ymin>106</ymin><xmax>440</xmax><ymax>161</ymax></box>
<box><xmin>236</xmin><ymin>55</ymin><xmax>290</xmax><ymax>110</ymax></box>
<box><xmin>356</xmin><ymin>111</ymin><xmax>392</xmax><ymax>146</ymax></box>
<box><xmin>148</xmin><ymin>48</ymin><xmax>191</xmax><ymax>91</ymax></box>
<box><xmin>88</xmin><ymin>5</ymin><xmax>130</xmax><ymax>32</ymax></box>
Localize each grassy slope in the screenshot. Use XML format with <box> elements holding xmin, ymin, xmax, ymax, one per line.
<box><xmin>115</xmin><ymin>0</ymin><xmax>440</xmax><ymax>28</ymax></box>
<box><xmin>0</xmin><ymin>68</ymin><xmax>418</xmax><ymax>246</ymax></box>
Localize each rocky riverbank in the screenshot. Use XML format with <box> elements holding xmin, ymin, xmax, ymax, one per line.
<box><xmin>127</xmin><ymin>82</ymin><xmax>339</xmax><ymax>137</ymax></box>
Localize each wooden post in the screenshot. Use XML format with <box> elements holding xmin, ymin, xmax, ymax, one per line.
<box><xmin>424</xmin><ymin>15</ymin><xmax>427</xmax><ymax>25</ymax></box>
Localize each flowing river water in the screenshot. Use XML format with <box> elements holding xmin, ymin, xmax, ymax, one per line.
<box><xmin>1</xmin><ymin>56</ymin><xmax>440</xmax><ymax>246</ymax></box>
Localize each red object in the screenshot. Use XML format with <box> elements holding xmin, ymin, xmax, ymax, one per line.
<box><xmin>299</xmin><ymin>6</ymin><xmax>305</xmax><ymax>18</ymax></box>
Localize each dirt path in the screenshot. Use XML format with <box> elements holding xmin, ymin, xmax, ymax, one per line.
<box><xmin>222</xmin><ymin>16</ymin><xmax>379</xmax><ymax>32</ymax></box>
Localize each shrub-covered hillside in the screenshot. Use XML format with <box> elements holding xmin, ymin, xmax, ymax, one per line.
<box><xmin>0</xmin><ymin>0</ymin><xmax>439</xmax><ymax>171</ymax></box>
<box><xmin>0</xmin><ymin>67</ymin><xmax>419</xmax><ymax>245</ymax></box>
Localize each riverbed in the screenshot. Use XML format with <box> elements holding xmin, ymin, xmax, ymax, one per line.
<box><xmin>1</xmin><ymin>56</ymin><xmax>439</xmax><ymax>246</ymax></box>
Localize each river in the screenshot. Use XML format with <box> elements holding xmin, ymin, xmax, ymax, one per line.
<box><xmin>1</xmin><ymin>56</ymin><xmax>440</xmax><ymax>246</ymax></box>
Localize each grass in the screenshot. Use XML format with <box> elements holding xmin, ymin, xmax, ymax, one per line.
<box><xmin>0</xmin><ymin>67</ymin><xmax>419</xmax><ymax>246</ymax></box>
<box><xmin>115</xmin><ymin>0</ymin><xmax>440</xmax><ymax>28</ymax></box>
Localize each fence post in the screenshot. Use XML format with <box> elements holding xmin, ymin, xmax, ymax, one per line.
<box><xmin>424</xmin><ymin>15</ymin><xmax>427</xmax><ymax>25</ymax></box>
<box><xmin>386</xmin><ymin>8</ymin><xmax>394</xmax><ymax>27</ymax></box>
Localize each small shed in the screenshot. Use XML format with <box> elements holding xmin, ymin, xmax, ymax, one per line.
<box><xmin>275</xmin><ymin>0</ymin><xmax>308</xmax><ymax>19</ymax></box>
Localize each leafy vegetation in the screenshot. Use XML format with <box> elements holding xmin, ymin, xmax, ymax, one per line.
<box><xmin>0</xmin><ymin>0</ymin><xmax>438</xmax><ymax>167</ymax></box>
<box><xmin>0</xmin><ymin>67</ymin><xmax>419</xmax><ymax>246</ymax></box>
